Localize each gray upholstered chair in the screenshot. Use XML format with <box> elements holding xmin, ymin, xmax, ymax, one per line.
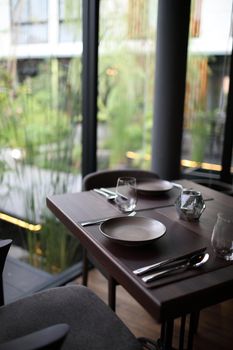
<box><xmin>0</xmin><ymin>285</ymin><xmax>146</xmax><ymax>350</ymax></box>
<box><xmin>82</xmin><ymin>168</ymin><xmax>159</xmax><ymax>311</ymax></box>
<box><xmin>0</xmin><ymin>239</ymin><xmax>158</xmax><ymax>350</ymax></box>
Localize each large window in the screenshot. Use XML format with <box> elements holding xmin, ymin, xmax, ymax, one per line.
<box><xmin>1</xmin><ymin>0</ymin><xmax>83</xmax><ymax>302</ymax></box>
<box><xmin>182</xmin><ymin>0</ymin><xmax>233</xmax><ymax>178</ymax></box>
<box><xmin>98</xmin><ymin>0</ymin><xmax>158</xmax><ymax>170</ymax></box>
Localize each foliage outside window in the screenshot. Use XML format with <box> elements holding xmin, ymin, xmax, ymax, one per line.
<box><xmin>182</xmin><ymin>0</ymin><xmax>232</xmax><ymax>172</ymax></box>
<box><xmin>1</xmin><ymin>0</ymin><xmax>83</xmax><ymax>276</ymax></box>
<box><xmin>98</xmin><ymin>0</ymin><xmax>157</xmax><ymax>170</ymax></box>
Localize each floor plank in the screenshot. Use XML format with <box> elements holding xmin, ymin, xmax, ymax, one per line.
<box><xmin>75</xmin><ymin>268</ymin><xmax>233</xmax><ymax>350</ymax></box>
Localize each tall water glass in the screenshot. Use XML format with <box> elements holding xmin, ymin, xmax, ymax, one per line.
<box><xmin>211</xmin><ymin>213</ymin><xmax>233</xmax><ymax>261</ymax></box>
<box><xmin>115</xmin><ymin>177</ymin><xmax>137</xmax><ymax>213</ymax></box>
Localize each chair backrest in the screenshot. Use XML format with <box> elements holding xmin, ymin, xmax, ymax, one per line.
<box><xmin>82</xmin><ymin>168</ymin><xmax>159</xmax><ymax>191</ymax></box>
<box><xmin>0</xmin><ymin>239</ymin><xmax>12</xmax><ymax>306</ymax></box>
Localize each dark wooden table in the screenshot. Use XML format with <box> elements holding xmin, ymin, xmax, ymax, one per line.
<box><xmin>46</xmin><ymin>180</ymin><xmax>233</xmax><ymax>349</ymax></box>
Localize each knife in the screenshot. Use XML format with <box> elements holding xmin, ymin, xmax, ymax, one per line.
<box><xmin>133</xmin><ymin>247</ymin><xmax>207</xmax><ymax>275</ymax></box>
<box><xmin>80</xmin><ymin>217</ymin><xmax>111</xmax><ymax>227</ymax></box>
<box><xmin>81</xmin><ymin>211</ymin><xmax>136</xmax><ymax>227</ymax></box>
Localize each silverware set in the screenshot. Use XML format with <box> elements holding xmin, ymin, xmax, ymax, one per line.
<box><xmin>81</xmin><ymin>210</ymin><xmax>136</xmax><ymax>227</ymax></box>
<box><xmin>93</xmin><ymin>188</ymin><xmax>117</xmax><ymax>201</ymax></box>
<box><xmin>133</xmin><ymin>247</ymin><xmax>209</xmax><ymax>283</ymax></box>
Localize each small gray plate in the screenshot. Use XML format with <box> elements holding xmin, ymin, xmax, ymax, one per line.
<box><xmin>100</xmin><ymin>216</ymin><xmax>166</xmax><ymax>246</ymax></box>
<box><xmin>136</xmin><ymin>179</ymin><xmax>173</xmax><ymax>195</ymax></box>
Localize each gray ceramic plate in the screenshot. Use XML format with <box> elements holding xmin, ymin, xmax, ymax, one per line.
<box><xmin>100</xmin><ymin>216</ymin><xmax>166</xmax><ymax>246</ymax></box>
<box><xmin>136</xmin><ymin>179</ymin><xmax>173</xmax><ymax>195</ymax></box>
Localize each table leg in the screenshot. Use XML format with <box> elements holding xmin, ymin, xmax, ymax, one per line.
<box><xmin>82</xmin><ymin>248</ymin><xmax>88</xmax><ymax>286</ymax></box>
<box><xmin>179</xmin><ymin>315</ymin><xmax>186</xmax><ymax>350</ymax></box>
<box><xmin>192</xmin><ymin>311</ymin><xmax>200</xmax><ymax>334</ymax></box>
<box><xmin>187</xmin><ymin>312</ymin><xmax>199</xmax><ymax>350</ymax></box>
<box><xmin>160</xmin><ymin>319</ymin><xmax>174</xmax><ymax>350</ymax></box>
<box><xmin>108</xmin><ymin>277</ymin><xmax>117</xmax><ymax>311</ymax></box>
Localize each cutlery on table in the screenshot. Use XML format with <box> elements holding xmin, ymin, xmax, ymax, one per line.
<box><xmin>142</xmin><ymin>252</ymin><xmax>209</xmax><ymax>283</ymax></box>
<box><xmin>100</xmin><ymin>188</ymin><xmax>117</xmax><ymax>196</ymax></box>
<box><xmin>133</xmin><ymin>247</ymin><xmax>207</xmax><ymax>275</ymax></box>
<box><xmin>99</xmin><ymin>188</ymin><xmax>128</xmax><ymax>200</ymax></box>
<box><xmin>170</xmin><ymin>182</ymin><xmax>183</xmax><ymax>190</ymax></box>
<box><xmin>80</xmin><ymin>210</ymin><xmax>136</xmax><ymax>227</ymax></box>
<box><xmin>93</xmin><ymin>188</ymin><xmax>116</xmax><ymax>200</ymax></box>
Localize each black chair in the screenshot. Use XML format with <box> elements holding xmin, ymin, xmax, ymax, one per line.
<box><xmin>0</xmin><ymin>238</ymin><xmax>160</xmax><ymax>350</ymax></box>
<box><xmin>0</xmin><ymin>240</ymin><xmax>12</xmax><ymax>306</ymax></box>
<box><xmin>82</xmin><ymin>168</ymin><xmax>159</xmax><ymax>310</ymax></box>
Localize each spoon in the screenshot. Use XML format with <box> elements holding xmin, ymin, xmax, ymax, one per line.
<box><xmin>142</xmin><ymin>252</ymin><xmax>209</xmax><ymax>283</ymax></box>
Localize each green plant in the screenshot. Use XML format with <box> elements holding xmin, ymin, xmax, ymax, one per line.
<box><xmin>190</xmin><ymin>110</ymin><xmax>216</xmax><ymax>163</ymax></box>
<box><xmin>98</xmin><ymin>51</ymin><xmax>154</xmax><ymax>167</ymax></box>
<box><xmin>0</xmin><ymin>58</ymin><xmax>82</xmax><ymax>273</ymax></box>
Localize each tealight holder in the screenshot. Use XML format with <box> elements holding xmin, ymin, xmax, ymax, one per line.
<box><xmin>175</xmin><ymin>189</ymin><xmax>206</xmax><ymax>221</ymax></box>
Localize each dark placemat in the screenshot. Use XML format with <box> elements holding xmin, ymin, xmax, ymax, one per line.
<box><xmin>78</xmin><ymin>207</ymin><xmax>233</xmax><ymax>290</ymax></box>
<box><xmin>106</xmin><ymin>185</ymin><xmax>213</xmax><ymax>212</ymax></box>
<box><xmin>127</xmin><ymin>212</ymin><xmax>233</xmax><ymax>289</ymax></box>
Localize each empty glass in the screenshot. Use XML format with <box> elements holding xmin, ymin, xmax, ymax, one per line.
<box><xmin>115</xmin><ymin>177</ymin><xmax>137</xmax><ymax>213</ymax></box>
<box><xmin>211</xmin><ymin>213</ymin><xmax>233</xmax><ymax>261</ymax></box>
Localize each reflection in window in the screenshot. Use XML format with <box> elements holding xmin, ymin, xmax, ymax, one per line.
<box><xmin>59</xmin><ymin>0</ymin><xmax>82</xmax><ymax>42</ymax></box>
<box><xmin>98</xmin><ymin>0</ymin><xmax>157</xmax><ymax>170</ymax></box>
<box><xmin>182</xmin><ymin>0</ymin><xmax>233</xmax><ymax>173</ymax></box>
<box><xmin>11</xmin><ymin>0</ymin><xmax>48</xmax><ymax>44</ymax></box>
<box><xmin>190</xmin><ymin>0</ymin><xmax>202</xmax><ymax>38</ymax></box>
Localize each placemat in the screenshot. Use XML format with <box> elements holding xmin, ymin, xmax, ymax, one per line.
<box><xmin>86</xmin><ymin>209</ymin><xmax>233</xmax><ymax>289</ymax></box>
<box><xmin>104</xmin><ymin>184</ymin><xmax>213</xmax><ymax>212</ymax></box>
<box><xmin>128</xmin><ymin>212</ymin><xmax>233</xmax><ymax>289</ymax></box>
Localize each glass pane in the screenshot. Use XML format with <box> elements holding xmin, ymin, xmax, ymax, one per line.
<box><xmin>98</xmin><ymin>0</ymin><xmax>158</xmax><ymax>170</ymax></box>
<box><xmin>60</xmin><ymin>22</ymin><xmax>81</xmax><ymax>42</ymax></box>
<box><xmin>59</xmin><ymin>0</ymin><xmax>82</xmax><ymax>42</ymax></box>
<box><xmin>59</xmin><ymin>0</ymin><xmax>81</xmax><ymax>20</ymax></box>
<box><xmin>13</xmin><ymin>24</ymin><xmax>48</xmax><ymax>44</ymax></box>
<box><xmin>11</xmin><ymin>0</ymin><xmax>28</xmax><ymax>23</ymax></box>
<box><xmin>11</xmin><ymin>0</ymin><xmax>48</xmax><ymax>44</ymax></box>
<box><xmin>12</xmin><ymin>25</ymin><xmax>28</xmax><ymax>44</ymax></box>
<box><xmin>1</xmin><ymin>0</ymin><xmax>83</xmax><ymax>302</ymax></box>
<box><xmin>11</xmin><ymin>0</ymin><xmax>48</xmax><ymax>23</ymax></box>
<box><xmin>182</xmin><ymin>0</ymin><xmax>233</xmax><ymax>175</ymax></box>
<box><xmin>30</xmin><ymin>0</ymin><xmax>48</xmax><ymax>21</ymax></box>
<box><xmin>28</xmin><ymin>23</ymin><xmax>48</xmax><ymax>42</ymax></box>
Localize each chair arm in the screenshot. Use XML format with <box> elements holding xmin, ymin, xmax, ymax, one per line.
<box><xmin>0</xmin><ymin>323</ymin><xmax>70</xmax><ymax>350</ymax></box>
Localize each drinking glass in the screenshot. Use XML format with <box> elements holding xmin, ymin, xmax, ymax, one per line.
<box><xmin>211</xmin><ymin>213</ymin><xmax>233</xmax><ymax>261</ymax></box>
<box><xmin>115</xmin><ymin>177</ymin><xmax>137</xmax><ymax>213</ymax></box>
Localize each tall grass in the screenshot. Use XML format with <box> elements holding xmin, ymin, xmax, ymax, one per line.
<box><xmin>0</xmin><ymin>58</ymin><xmax>82</xmax><ymax>274</ymax></box>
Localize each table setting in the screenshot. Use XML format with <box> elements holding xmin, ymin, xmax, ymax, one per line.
<box><xmin>47</xmin><ymin>176</ymin><xmax>233</xmax><ymax>350</ymax></box>
<box><xmin>70</xmin><ymin>176</ymin><xmax>231</xmax><ymax>289</ymax></box>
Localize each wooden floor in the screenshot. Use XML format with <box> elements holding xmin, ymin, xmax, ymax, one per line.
<box><xmin>75</xmin><ymin>268</ymin><xmax>233</xmax><ymax>350</ymax></box>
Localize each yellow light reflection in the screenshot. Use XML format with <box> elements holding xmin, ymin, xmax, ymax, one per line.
<box><xmin>126</xmin><ymin>151</ymin><xmax>229</xmax><ymax>172</ymax></box>
<box><xmin>181</xmin><ymin>159</ymin><xmax>222</xmax><ymax>171</ymax></box>
<box><xmin>0</xmin><ymin>213</ymin><xmax>42</xmax><ymax>232</ymax></box>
